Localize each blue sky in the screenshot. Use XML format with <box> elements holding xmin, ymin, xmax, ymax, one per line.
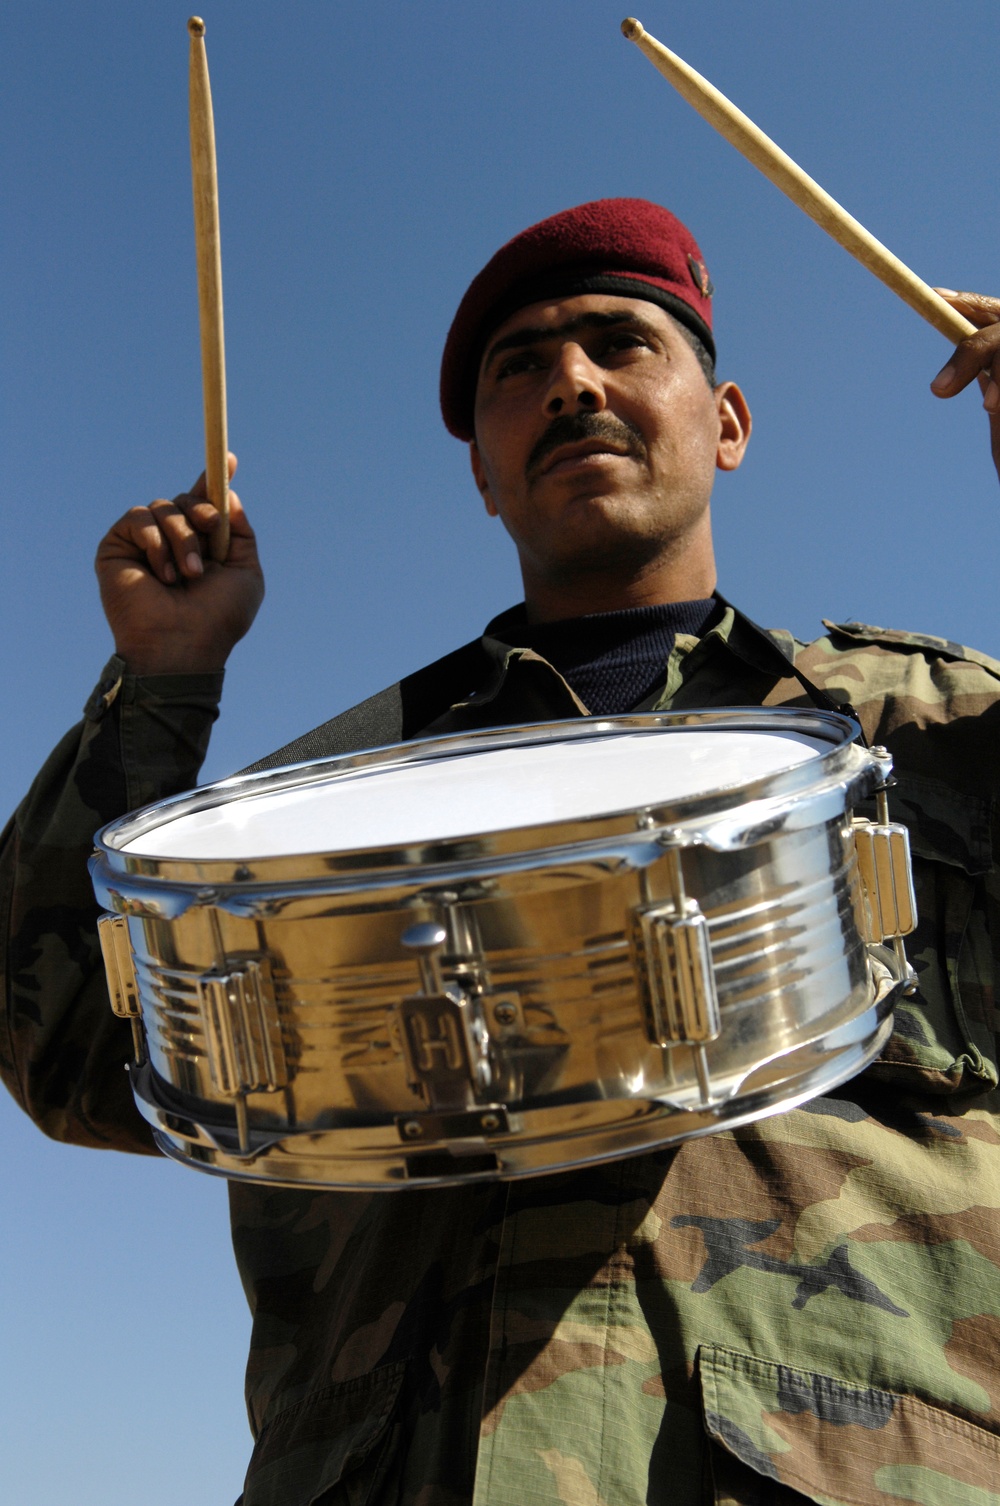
<box><xmin>3</xmin><ymin>2</ymin><xmax>999</xmax><ymax>1500</ymax></box>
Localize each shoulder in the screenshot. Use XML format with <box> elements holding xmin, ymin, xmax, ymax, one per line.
<box><xmin>786</xmin><ymin>619</ymin><xmax>1000</xmax><ymax>712</ymax></box>
<box><xmin>776</xmin><ymin>619</ymin><xmax>1000</xmax><ymax>800</ymax></box>
<box><xmin>815</xmin><ymin>619</ymin><xmax>1000</xmax><ymax>676</ymax></box>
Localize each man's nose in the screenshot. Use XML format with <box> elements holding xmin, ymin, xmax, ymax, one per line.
<box><xmin>543</xmin><ymin>344</ymin><xmax>607</xmax><ymax>417</ymax></box>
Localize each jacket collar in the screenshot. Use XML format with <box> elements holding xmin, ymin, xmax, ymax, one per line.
<box><xmin>421</xmin><ymin>594</ymin><xmax>808</xmax><ymax>736</ymax></box>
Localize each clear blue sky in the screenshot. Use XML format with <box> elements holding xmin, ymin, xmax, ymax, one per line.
<box><xmin>3</xmin><ymin>2</ymin><xmax>999</xmax><ymax>1500</ymax></box>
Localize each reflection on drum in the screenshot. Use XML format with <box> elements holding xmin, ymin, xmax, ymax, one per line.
<box><xmin>90</xmin><ymin>709</ymin><xmax>916</xmax><ymax>1188</ymax></box>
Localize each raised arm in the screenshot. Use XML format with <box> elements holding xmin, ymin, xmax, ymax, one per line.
<box><xmin>0</xmin><ymin>460</ymin><xmax>263</xmax><ymax>1150</ymax></box>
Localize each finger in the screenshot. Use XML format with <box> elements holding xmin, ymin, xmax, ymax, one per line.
<box><xmin>166</xmin><ymin>487</ymin><xmax>255</xmax><ymax>553</ymax></box>
<box><xmin>224</xmin><ymin>490</ymin><xmax>255</xmax><ymax>538</ymax></box>
<box><xmin>161</xmin><ymin>487</ymin><xmax>256</xmax><ymax>566</ymax></box>
<box><xmin>933</xmin><ymin>289</ymin><xmax>1000</xmax><ymax>330</ymax></box>
<box><xmin>984</xmin><ymin>351</ymin><xmax>1000</xmax><ymax>416</ymax></box>
<box><xmin>99</xmin><ymin>505</ymin><xmax>179</xmax><ymax>585</ymax></box>
<box><xmin>169</xmin><ymin>493</ymin><xmax>230</xmax><ymax>538</ymax></box>
<box><xmin>930</xmin><ymin>322</ymin><xmax>1000</xmax><ymax>399</ymax></box>
<box><xmin>190</xmin><ymin>450</ymin><xmax>238</xmax><ymax>500</ymax></box>
<box><xmin>930</xmin><ymin>289</ymin><xmax>1000</xmax><ymax>397</ymax></box>
<box><xmin>150</xmin><ymin>498</ymin><xmax>210</xmax><ymax>579</ymax></box>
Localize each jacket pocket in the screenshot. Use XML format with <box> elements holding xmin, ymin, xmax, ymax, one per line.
<box><xmin>861</xmin><ymin>771</ymin><xmax>998</xmax><ymax>1096</ymax></box>
<box><xmin>699</xmin><ymin>1345</ymin><xmax>1000</xmax><ymax>1505</ymax></box>
<box><xmin>241</xmin><ymin>1361</ymin><xmax>405</xmax><ymax>1506</ymax></box>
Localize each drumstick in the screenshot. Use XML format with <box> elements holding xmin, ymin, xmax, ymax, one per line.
<box><xmin>620</xmin><ymin>18</ymin><xmax>976</xmax><ymax>346</ymax></box>
<box><xmin>188</xmin><ymin>17</ymin><xmax>230</xmax><ymax>562</ymax></box>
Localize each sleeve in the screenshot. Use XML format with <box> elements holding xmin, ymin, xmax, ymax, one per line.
<box><xmin>0</xmin><ymin>655</ymin><xmax>224</xmax><ymax>1153</ymax></box>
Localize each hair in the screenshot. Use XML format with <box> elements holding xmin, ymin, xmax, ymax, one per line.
<box><xmin>674</xmin><ymin>320</ymin><xmax>716</xmax><ymax>389</ymax></box>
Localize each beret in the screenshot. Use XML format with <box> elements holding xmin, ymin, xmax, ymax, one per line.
<box><xmin>440</xmin><ymin>197</ymin><xmax>715</xmax><ymax>440</ymax></box>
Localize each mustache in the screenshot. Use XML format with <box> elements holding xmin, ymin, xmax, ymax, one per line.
<box><xmin>526</xmin><ymin>411</ymin><xmax>646</xmax><ymax>479</ymax></box>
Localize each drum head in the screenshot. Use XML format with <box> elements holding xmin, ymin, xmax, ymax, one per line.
<box><xmin>121</xmin><ymin>721</ymin><xmax>829</xmax><ymax>861</ymax></box>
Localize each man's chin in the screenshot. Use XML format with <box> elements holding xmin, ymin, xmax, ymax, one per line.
<box><xmin>557</xmin><ymin>490</ymin><xmax>663</xmax><ymax>540</ymax></box>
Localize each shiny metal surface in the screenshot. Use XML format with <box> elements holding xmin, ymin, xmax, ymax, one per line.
<box><xmin>852</xmin><ymin>818</ymin><xmax>917</xmax><ymax>942</ymax></box>
<box><xmin>91</xmin><ymin>710</ymin><xmax>913</xmax><ymax>1187</ymax></box>
<box><xmin>97</xmin><ymin>912</ymin><xmax>145</xmax><ymax>1066</ymax></box>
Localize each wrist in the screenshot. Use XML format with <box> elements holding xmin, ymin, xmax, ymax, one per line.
<box><xmin>85</xmin><ymin>655</ymin><xmax>225</xmax><ymax>724</ymax></box>
<box><xmin>113</xmin><ymin>639</ymin><xmax>229</xmax><ymax>676</ymax></box>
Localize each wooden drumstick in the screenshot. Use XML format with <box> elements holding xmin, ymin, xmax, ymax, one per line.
<box><xmin>620</xmin><ymin>18</ymin><xmax>975</xmax><ymax>345</ymax></box>
<box><xmin>188</xmin><ymin>16</ymin><xmax>230</xmax><ymax>562</ymax></box>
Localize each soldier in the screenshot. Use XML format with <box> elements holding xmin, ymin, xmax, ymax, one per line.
<box><xmin>3</xmin><ymin>200</ymin><xmax>1000</xmax><ymax>1505</ymax></box>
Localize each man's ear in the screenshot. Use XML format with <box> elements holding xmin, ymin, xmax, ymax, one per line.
<box><xmin>714</xmin><ymin>381</ymin><xmax>752</xmax><ymax>473</ymax></box>
<box><xmin>469</xmin><ymin>441</ymin><xmax>499</xmax><ymax>516</ymax></box>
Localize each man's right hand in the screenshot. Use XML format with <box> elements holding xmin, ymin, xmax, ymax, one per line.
<box><xmin>95</xmin><ymin>454</ymin><xmax>265</xmax><ymax>676</ymax></box>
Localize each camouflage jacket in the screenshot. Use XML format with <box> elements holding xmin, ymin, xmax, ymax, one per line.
<box><xmin>2</xmin><ymin>604</ymin><xmax>999</xmax><ymax>1506</ymax></box>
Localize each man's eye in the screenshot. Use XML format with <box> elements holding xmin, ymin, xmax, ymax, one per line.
<box><xmin>496</xmin><ymin>351</ymin><xmax>541</xmax><ymax>379</ymax></box>
<box><xmin>602</xmin><ymin>332</ymin><xmax>648</xmax><ymax>355</ymax></box>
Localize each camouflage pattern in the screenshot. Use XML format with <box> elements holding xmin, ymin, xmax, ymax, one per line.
<box><xmin>2</xmin><ymin>607</ymin><xmax>1000</xmax><ymax>1505</ymax></box>
<box><xmin>0</xmin><ymin>657</ymin><xmax>223</xmax><ymax>1150</ymax></box>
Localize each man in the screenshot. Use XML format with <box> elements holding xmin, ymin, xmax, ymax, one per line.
<box><xmin>3</xmin><ymin>200</ymin><xmax>1000</xmax><ymax>1505</ymax></box>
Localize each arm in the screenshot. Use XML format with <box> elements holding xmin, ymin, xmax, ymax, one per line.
<box><xmin>0</xmin><ymin>666</ymin><xmax>223</xmax><ymax>1150</ymax></box>
<box><xmin>0</xmin><ymin>458</ymin><xmax>264</xmax><ymax>1151</ymax></box>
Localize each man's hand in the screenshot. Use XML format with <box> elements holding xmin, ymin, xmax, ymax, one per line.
<box><xmin>95</xmin><ymin>454</ymin><xmax>265</xmax><ymax>676</ymax></box>
<box><xmin>930</xmin><ymin>290</ymin><xmax>1000</xmax><ymax>483</ymax></box>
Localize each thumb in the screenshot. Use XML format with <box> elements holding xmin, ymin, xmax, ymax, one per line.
<box><xmin>190</xmin><ymin>451</ymin><xmax>239</xmax><ymax>499</ymax></box>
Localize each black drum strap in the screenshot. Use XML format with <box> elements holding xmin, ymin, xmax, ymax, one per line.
<box><xmin>714</xmin><ymin>593</ymin><xmax>868</xmax><ymax>746</ymax></box>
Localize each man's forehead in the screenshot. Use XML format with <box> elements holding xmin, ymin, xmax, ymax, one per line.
<box><xmin>480</xmin><ymin>294</ymin><xmax>674</xmax><ymax>374</ymax></box>
<box><xmin>440</xmin><ymin>200</ymin><xmax>715</xmax><ymax>438</ymax></box>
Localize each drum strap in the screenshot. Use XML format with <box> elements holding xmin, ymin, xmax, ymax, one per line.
<box><xmin>713</xmin><ymin>593</ymin><xmax>868</xmax><ymax>744</ymax></box>
<box><xmin>239</xmin><ymin>638</ymin><xmax>489</xmax><ymax>774</ymax></box>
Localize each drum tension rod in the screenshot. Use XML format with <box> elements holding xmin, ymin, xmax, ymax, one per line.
<box><xmin>401</xmin><ymin>922</ymin><xmax>448</xmax><ymax>994</ymax></box>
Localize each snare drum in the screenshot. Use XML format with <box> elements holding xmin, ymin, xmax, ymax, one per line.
<box><xmin>91</xmin><ymin>708</ymin><xmax>915</xmax><ymax>1188</ymax></box>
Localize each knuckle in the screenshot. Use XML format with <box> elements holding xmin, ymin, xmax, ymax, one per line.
<box><xmin>160</xmin><ymin>511</ymin><xmax>195</xmax><ymax>538</ymax></box>
<box><xmin>961</xmin><ymin>334</ymin><xmax>996</xmax><ymax>363</ymax></box>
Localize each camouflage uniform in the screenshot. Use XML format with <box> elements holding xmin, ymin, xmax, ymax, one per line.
<box><xmin>2</xmin><ymin>604</ymin><xmax>999</xmax><ymax>1506</ymax></box>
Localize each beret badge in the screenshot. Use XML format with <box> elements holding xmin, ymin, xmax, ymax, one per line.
<box><xmin>688</xmin><ymin>253</ymin><xmax>714</xmax><ymax>298</ymax></box>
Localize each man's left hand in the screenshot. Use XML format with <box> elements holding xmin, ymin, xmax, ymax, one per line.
<box><xmin>930</xmin><ymin>289</ymin><xmax>1000</xmax><ymax>482</ymax></box>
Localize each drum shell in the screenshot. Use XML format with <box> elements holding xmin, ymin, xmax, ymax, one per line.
<box><xmin>92</xmin><ymin>713</ymin><xmax>904</xmax><ymax>1187</ymax></box>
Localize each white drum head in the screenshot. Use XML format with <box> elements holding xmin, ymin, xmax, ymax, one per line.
<box><xmin>122</xmin><ymin>726</ymin><xmax>828</xmax><ymax>861</ymax></box>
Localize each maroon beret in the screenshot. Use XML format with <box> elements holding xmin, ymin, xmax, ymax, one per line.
<box><xmin>440</xmin><ymin>197</ymin><xmax>715</xmax><ymax>440</ymax></box>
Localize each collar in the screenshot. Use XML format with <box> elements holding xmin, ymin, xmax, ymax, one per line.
<box><xmin>419</xmin><ymin>594</ymin><xmax>817</xmax><ymax>737</ymax></box>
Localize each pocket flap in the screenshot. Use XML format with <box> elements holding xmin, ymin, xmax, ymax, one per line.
<box><xmin>700</xmin><ymin>1345</ymin><xmax>1000</xmax><ymax>1505</ymax></box>
<box><xmin>243</xmin><ymin>1360</ymin><xmax>405</xmax><ymax>1506</ymax></box>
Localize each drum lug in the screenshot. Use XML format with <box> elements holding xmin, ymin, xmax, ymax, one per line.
<box><xmin>98</xmin><ymin>913</ymin><xmax>140</xmax><ymax>1018</ymax></box>
<box><xmin>196</xmin><ymin>958</ymin><xmax>288</xmax><ymax>1098</ymax></box>
<box><xmin>631</xmin><ymin>900</ymin><xmax>721</xmax><ymax>1046</ymax></box>
<box><xmin>97</xmin><ymin>912</ymin><xmax>146</xmax><ymax>1066</ymax></box>
<box><xmin>631</xmin><ymin>850</ymin><xmax>721</xmax><ymax>1105</ymax></box>
<box><xmin>852</xmin><ymin>817</ymin><xmax>917</xmax><ymax>944</ymax></box>
<box><xmin>398</xmin><ymin>922</ymin><xmax>493</xmax><ymax>1108</ymax></box>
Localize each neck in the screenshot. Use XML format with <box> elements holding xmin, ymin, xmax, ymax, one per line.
<box><xmin>520</xmin><ymin>530</ymin><xmax>717</xmax><ymax>624</ymax></box>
